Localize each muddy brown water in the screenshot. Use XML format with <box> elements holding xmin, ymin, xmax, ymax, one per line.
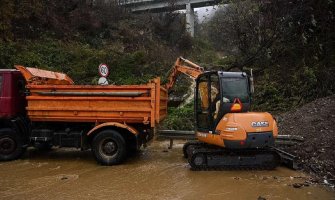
<box><xmin>0</xmin><ymin>141</ymin><xmax>334</xmax><ymax>200</ymax></box>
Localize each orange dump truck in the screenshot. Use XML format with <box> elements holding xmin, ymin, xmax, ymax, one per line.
<box><xmin>0</xmin><ymin>66</ymin><xmax>167</xmax><ymax>165</ymax></box>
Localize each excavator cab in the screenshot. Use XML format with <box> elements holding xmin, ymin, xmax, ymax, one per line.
<box><xmin>195</xmin><ymin>71</ymin><xmax>251</xmax><ymax>133</ymax></box>
<box><xmin>187</xmin><ymin>71</ymin><xmax>280</xmax><ymax>169</ymax></box>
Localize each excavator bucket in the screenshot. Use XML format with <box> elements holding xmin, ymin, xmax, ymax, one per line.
<box><xmin>15</xmin><ymin>65</ymin><xmax>74</xmax><ymax>85</ymax></box>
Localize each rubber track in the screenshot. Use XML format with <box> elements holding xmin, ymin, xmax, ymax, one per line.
<box><xmin>182</xmin><ymin>141</ymin><xmax>205</xmax><ymax>158</ymax></box>
<box><xmin>187</xmin><ymin>146</ymin><xmax>281</xmax><ymax>171</ymax></box>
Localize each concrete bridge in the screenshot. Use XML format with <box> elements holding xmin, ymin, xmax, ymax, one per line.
<box><xmin>117</xmin><ymin>0</ymin><xmax>227</xmax><ymax>37</ymax></box>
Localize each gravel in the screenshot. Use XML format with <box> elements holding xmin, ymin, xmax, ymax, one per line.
<box><xmin>277</xmin><ymin>95</ymin><xmax>335</xmax><ymax>185</ymax></box>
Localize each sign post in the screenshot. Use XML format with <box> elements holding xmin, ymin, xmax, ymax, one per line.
<box><xmin>98</xmin><ymin>63</ymin><xmax>109</xmax><ymax>85</ymax></box>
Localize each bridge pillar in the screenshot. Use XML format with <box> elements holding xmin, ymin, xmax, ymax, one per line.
<box><xmin>186</xmin><ymin>3</ymin><xmax>195</xmax><ymax>37</ymax></box>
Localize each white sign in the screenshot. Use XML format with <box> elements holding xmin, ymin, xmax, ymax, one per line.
<box><xmin>98</xmin><ymin>63</ymin><xmax>109</xmax><ymax>77</ymax></box>
<box><xmin>98</xmin><ymin>77</ymin><xmax>108</xmax><ymax>85</ymax></box>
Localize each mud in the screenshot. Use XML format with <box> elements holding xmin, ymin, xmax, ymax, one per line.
<box><xmin>0</xmin><ymin>141</ymin><xmax>334</xmax><ymax>200</ymax></box>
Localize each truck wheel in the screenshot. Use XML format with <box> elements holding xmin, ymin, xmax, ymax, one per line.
<box><xmin>92</xmin><ymin>130</ymin><xmax>127</xmax><ymax>166</ymax></box>
<box><xmin>0</xmin><ymin>128</ymin><xmax>26</xmax><ymax>161</ymax></box>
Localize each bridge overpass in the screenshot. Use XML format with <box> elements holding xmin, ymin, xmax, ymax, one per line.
<box><xmin>117</xmin><ymin>0</ymin><xmax>227</xmax><ymax>37</ymax></box>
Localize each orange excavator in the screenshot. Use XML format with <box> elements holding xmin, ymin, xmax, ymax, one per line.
<box><xmin>165</xmin><ymin>57</ymin><xmax>284</xmax><ymax>170</ymax></box>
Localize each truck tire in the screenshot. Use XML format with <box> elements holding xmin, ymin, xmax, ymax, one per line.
<box><xmin>91</xmin><ymin>129</ymin><xmax>127</xmax><ymax>166</ymax></box>
<box><xmin>0</xmin><ymin>128</ymin><xmax>26</xmax><ymax>161</ymax></box>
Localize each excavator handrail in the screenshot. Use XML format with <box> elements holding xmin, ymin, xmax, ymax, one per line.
<box><xmin>15</xmin><ymin>65</ymin><xmax>74</xmax><ymax>85</ymax></box>
<box><xmin>165</xmin><ymin>57</ymin><xmax>204</xmax><ymax>91</ymax></box>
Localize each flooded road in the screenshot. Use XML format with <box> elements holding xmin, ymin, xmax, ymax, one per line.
<box><xmin>0</xmin><ymin>140</ymin><xmax>334</xmax><ymax>200</ymax></box>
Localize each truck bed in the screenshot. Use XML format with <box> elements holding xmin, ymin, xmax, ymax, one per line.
<box><xmin>17</xmin><ymin>66</ymin><xmax>167</xmax><ymax>127</ymax></box>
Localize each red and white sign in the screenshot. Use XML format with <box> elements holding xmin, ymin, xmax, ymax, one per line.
<box><xmin>98</xmin><ymin>63</ymin><xmax>109</xmax><ymax>77</ymax></box>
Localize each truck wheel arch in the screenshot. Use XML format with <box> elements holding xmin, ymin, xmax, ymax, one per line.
<box><xmin>87</xmin><ymin>122</ymin><xmax>139</xmax><ymax>138</ymax></box>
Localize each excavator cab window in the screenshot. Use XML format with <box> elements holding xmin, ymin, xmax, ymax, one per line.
<box><xmin>220</xmin><ymin>77</ymin><xmax>249</xmax><ymax>103</ymax></box>
<box><xmin>218</xmin><ymin>72</ymin><xmax>251</xmax><ymax>115</ymax></box>
<box><xmin>195</xmin><ymin>72</ymin><xmax>220</xmax><ymax>132</ymax></box>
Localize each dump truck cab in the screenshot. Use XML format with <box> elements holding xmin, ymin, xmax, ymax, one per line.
<box><xmin>0</xmin><ymin>69</ymin><xmax>29</xmax><ymax>161</ymax></box>
<box><xmin>0</xmin><ymin>69</ymin><xmax>26</xmax><ymax>119</ymax></box>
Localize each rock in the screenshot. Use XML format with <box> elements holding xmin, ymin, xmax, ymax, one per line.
<box><xmin>318</xmin><ymin>148</ymin><xmax>325</xmax><ymax>153</ymax></box>
<box><xmin>310</xmin><ymin>177</ymin><xmax>321</xmax><ymax>183</ymax></box>
<box><xmin>257</xmin><ymin>196</ymin><xmax>266</xmax><ymax>200</ymax></box>
<box><xmin>303</xmin><ymin>181</ymin><xmax>310</xmax><ymax>187</ymax></box>
<box><xmin>305</xmin><ymin>146</ymin><xmax>313</xmax><ymax>153</ymax></box>
<box><xmin>292</xmin><ymin>183</ymin><xmax>303</xmax><ymax>188</ymax></box>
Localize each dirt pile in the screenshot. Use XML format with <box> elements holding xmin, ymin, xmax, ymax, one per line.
<box><xmin>277</xmin><ymin>95</ymin><xmax>335</xmax><ymax>185</ymax></box>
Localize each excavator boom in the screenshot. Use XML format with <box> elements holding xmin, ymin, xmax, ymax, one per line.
<box><xmin>165</xmin><ymin>57</ymin><xmax>204</xmax><ymax>91</ymax></box>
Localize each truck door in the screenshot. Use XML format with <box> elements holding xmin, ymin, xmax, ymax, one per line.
<box><xmin>0</xmin><ymin>74</ymin><xmax>2</xmax><ymax>96</ymax></box>
<box><xmin>0</xmin><ymin>71</ymin><xmax>26</xmax><ymax>118</ymax></box>
<box><xmin>195</xmin><ymin>72</ymin><xmax>219</xmax><ymax>133</ymax></box>
<box><xmin>0</xmin><ymin>73</ymin><xmax>6</xmax><ymax>117</ymax></box>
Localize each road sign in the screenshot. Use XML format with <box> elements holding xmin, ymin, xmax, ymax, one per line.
<box><xmin>98</xmin><ymin>77</ymin><xmax>108</xmax><ymax>85</ymax></box>
<box><xmin>98</xmin><ymin>63</ymin><xmax>109</xmax><ymax>77</ymax></box>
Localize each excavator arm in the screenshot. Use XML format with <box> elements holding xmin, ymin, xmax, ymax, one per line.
<box><xmin>165</xmin><ymin>57</ymin><xmax>204</xmax><ymax>91</ymax></box>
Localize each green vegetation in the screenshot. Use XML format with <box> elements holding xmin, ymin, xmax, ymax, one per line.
<box><xmin>198</xmin><ymin>0</ymin><xmax>335</xmax><ymax>113</ymax></box>
<box><xmin>161</xmin><ymin>102</ymin><xmax>194</xmax><ymax>130</ymax></box>
<box><xmin>0</xmin><ymin>39</ymin><xmax>160</xmax><ymax>84</ymax></box>
<box><xmin>0</xmin><ymin>0</ymin><xmax>181</xmax><ymax>84</ymax></box>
